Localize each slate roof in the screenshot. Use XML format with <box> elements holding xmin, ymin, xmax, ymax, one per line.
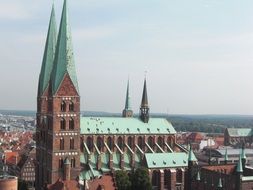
<box><xmin>226</xmin><ymin>128</ymin><xmax>253</xmax><ymax>137</ymax></box>
<box><xmin>80</xmin><ymin>117</ymin><xmax>177</xmax><ymax>135</ymax></box>
<box><xmin>144</xmin><ymin>152</ymin><xmax>188</xmax><ymax>169</ymax></box>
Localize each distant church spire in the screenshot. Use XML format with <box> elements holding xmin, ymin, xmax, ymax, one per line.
<box><xmin>50</xmin><ymin>0</ymin><xmax>79</xmax><ymax>95</ymax></box>
<box><xmin>140</xmin><ymin>78</ymin><xmax>149</xmax><ymax>123</ymax></box>
<box><xmin>38</xmin><ymin>4</ymin><xmax>57</xmax><ymax>96</ymax></box>
<box><xmin>122</xmin><ymin>79</ymin><xmax>133</xmax><ymax>117</ymax></box>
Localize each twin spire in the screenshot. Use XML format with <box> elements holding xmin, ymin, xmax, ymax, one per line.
<box><xmin>38</xmin><ymin>0</ymin><xmax>79</xmax><ymax>97</ymax></box>
<box><xmin>39</xmin><ymin>1</ymin><xmax>150</xmax><ymax>122</ymax></box>
<box><xmin>38</xmin><ymin>4</ymin><xmax>57</xmax><ymax>96</ymax></box>
<box><xmin>122</xmin><ymin>78</ymin><xmax>150</xmax><ymax>123</ymax></box>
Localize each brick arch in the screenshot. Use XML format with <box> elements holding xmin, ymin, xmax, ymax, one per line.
<box><xmin>86</xmin><ymin>136</ymin><xmax>93</xmax><ymax>151</ymax></box>
<box><xmin>127</xmin><ymin>136</ymin><xmax>133</xmax><ymax>148</ymax></box>
<box><xmin>97</xmin><ymin>136</ymin><xmax>103</xmax><ymax>152</ymax></box>
<box><xmin>117</xmin><ymin>136</ymin><xmax>123</xmax><ymax>150</ymax></box>
<box><xmin>138</xmin><ymin>136</ymin><xmax>144</xmax><ymax>150</ymax></box>
<box><xmin>107</xmin><ymin>136</ymin><xmax>113</xmax><ymax>150</ymax></box>
<box><xmin>148</xmin><ymin>136</ymin><xmax>154</xmax><ymax>148</ymax></box>
<box><xmin>152</xmin><ymin>170</ymin><xmax>160</xmax><ymax>187</ymax></box>
<box><xmin>157</xmin><ymin>136</ymin><xmax>163</xmax><ymax>147</ymax></box>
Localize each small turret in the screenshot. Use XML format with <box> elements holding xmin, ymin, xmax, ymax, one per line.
<box><xmin>217</xmin><ymin>176</ymin><xmax>223</xmax><ymax>189</ymax></box>
<box><xmin>64</xmin><ymin>158</ymin><xmax>71</xmax><ymax>180</ymax></box>
<box><xmin>187</xmin><ymin>144</ymin><xmax>197</xmax><ymax>190</ymax></box>
<box><xmin>122</xmin><ymin>80</ymin><xmax>133</xmax><ymax>117</ymax></box>
<box><xmin>236</xmin><ymin>154</ymin><xmax>243</xmax><ymax>190</ymax></box>
<box><xmin>241</xmin><ymin>143</ymin><xmax>246</xmax><ymax>169</ymax></box>
<box><xmin>224</xmin><ymin>148</ymin><xmax>228</xmax><ymax>164</ymax></box>
<box><xmin>140</xmin><ymin>78</ymin><xmax>149</xmax><ymax>123</ymax></box>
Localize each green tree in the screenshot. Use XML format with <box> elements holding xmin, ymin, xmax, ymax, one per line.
<box><xmin>131</xmin><ymin>167</ymin><xmax>152</xmax><ymax>190</ymax></box>
<box><xmin>115</xmin><ymin>170</ymin><xmax>131</xmax><ymax>190</ymax></box>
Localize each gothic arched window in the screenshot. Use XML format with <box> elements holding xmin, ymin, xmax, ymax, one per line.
<box><xmin>107</xmin><ymin>137</ymin><xmax>113</xmax><ymax>150</ymax></box>
<box><xmin>61</xmin><ymin>101</ymin><xmax>66</xmax><ymax>112</ymax></box>
<box><xmin>69</xmin><ymin>118</ymin><xmax>74</xmax><ymax>130</ymax></box>
<box><xmin>97</xmin><ymin>137</ymin><xmax>103</xmax><ymax>151</ymax></box>
<box><xmin>71</xmin><ymin>158</ymin><xmax>75</xmax><ymax>168</ymax></box>
<box><xmin>117</xmin><ymin>136</ymin><xmax>123</xmax><ymax>149</ymax></box>
<box><xmin>59</xmin><ymin>158</ymin><xmax>63</xmax><ymax>169</ymax></box>
<box><xmin>70</xmin><ymin>138</ymin><xmax>74</xmax><ymax>150</ymax></box>
<box><xmin>158</xmin><ymin>136</ymin><xmax>163</xmax><ymax>147</ymax></box>
<box><xmin>60</xmin><ymin>138</ymin><xmax>64</xmax><ymax>150</ymax></box>
<box><xmin>127</xmin><ymin>137</ymin><xmax>133</xmax><ymax>148</ymax></box>
<box><xmin>69</xmin><ymin>101</ymin><xmax>74</xmax><ymax>111</ymax></box>
<box><xmin>148</xmin><ymin>136</ymin><xmax>154</xmax><ymax>148</ymax></box>
<box><xmin>87</xmin><ymin>136</ymin><xmax>93</xmax><ymax>151</ymax></box>
<box><xmin>138</xmin><ymin>136</ymin><xmax>143</xmax><ymax>150</ymax></box>
<box><xmin>60</xmin><ymin>118</ymin><xmax>66</xmax><ymax>130</ymax></box>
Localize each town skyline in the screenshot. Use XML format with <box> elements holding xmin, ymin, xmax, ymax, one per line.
<box><xmin>1</xmin><ymin>0</ymin><xmax>253</xmax><ymax>114</ymax></box>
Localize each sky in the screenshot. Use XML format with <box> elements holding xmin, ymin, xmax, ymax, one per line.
<box><xmin>1</xmin><ymin>0</ymin><xmax>253</xmax><ymax>114</ymax></box>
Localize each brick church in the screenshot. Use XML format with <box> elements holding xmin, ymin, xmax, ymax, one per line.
<box><xmin>35</xmin><ymin>1</ymin><xmax>196</xmax><ymax>190</ymax></box>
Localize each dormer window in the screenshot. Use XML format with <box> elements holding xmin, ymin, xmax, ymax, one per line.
<box><xmin>61</xmin><ymin>101</ymin><xmax>66</xmax><ymax>112</ymax></box>
<box><xmin>69</xmin><ymin>101</ymin><xmax>74</xmax><ymax>111</ymax></box>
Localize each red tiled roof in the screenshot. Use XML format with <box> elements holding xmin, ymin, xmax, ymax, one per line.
<box><xmin>47</xmin><ymin>179</ymin><xmax>79</xmax><ymax>190</ymax></box>
<box><xmin>4</xmin><ymin>151</ymin><xmax>19</xmax><ymax>165</ymax></box>
<box><xmin>202</xmin><ymin>164</ymin><xmax>236</xmax><ymax>175</ymax></box>
<box><xmin>187</xmin><ymin>132</ymin><xmax>204</xmax><ymax>141</ymax></box>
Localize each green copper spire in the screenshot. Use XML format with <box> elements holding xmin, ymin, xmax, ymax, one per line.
<box><xmin>38</xmin><ymin>4</ymin><xmax>57</xmax><ymax>96</ymax></box>
<box><xmin>51</xmin><ymin>0</ymin><xmax>79</xmax><ymax>95</ymax></box>
<box><xmin>122</xmin><ymin>79</ymin><xmax>133</xmax><ymax>117</ymax></box>
<box><xmin>125</xmin><ymin>80</ymin><xmax>131</xmax><ymax>110</ymax></box>
<box><xmin>217</xmin><ymin>177</ymin><xmax>222</xmax><ymax>188</ymax></box>
<box><xmin>241</xmin><ymin>145</ymin><xmax>246</xmax><ymax>160</ymax></box>
<box><xmin>196</xmin><ymin>171</ymin><xmax>201</xmax><ymax>181</ymax></box>
<box><xmin>224</xmin><ymin>148</ymin><xmax>228</xmax><ymax>162</ymax></box>
<box><xmin>236</xmin><ymin>154</ymin><xmax>243</xmax><ymax>173</ymax></box>
<box><xmin>188</xmin><ymin>145</ymin><xmax>197</xmax><ymax>162</ymax></box>
<box><xmin>141</xmin><ymin>78</ymin><xmax>148</xmax><ymax>107</ymax></box>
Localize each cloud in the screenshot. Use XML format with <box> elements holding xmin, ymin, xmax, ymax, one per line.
<box><xmin>0</xmin><ymin>2</ymin><xmax>31</xmax><ymax>20</ymax></box>
<box><xmin>73</xmin><ymin>26</ymin><xmax>118</xmax><ymax>41</ymax></box>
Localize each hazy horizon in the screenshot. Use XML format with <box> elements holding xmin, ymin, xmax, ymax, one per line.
<box><xmin>1</xmin><ymin>0</ymin><xmax>253</xmax><ymax>114</ymax></box>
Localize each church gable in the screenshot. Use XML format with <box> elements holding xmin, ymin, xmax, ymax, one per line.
<box><xmin>56</xmin><ymin>73</ymin><xmax>79</xmax><ymax>96</ymax></box>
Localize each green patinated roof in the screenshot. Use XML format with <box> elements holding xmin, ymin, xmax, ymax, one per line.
<box><xmin>80</xmin><ymin>117</ymin><xmax>177</xmax><ymax>135</ymax></box>
<box><xmin>188</xmin><ymin>146</ymin><xmax>197</xmax><ymax>162</ymax></box>
<box><xmin>124</xmin><ymin>80</ymin><xmax>131</xmax><ymax>110</ymax></box>
<box><xmin>145</xmin><ymin>152</ymin><xmax>188</xmax><ymax>169</ymax></box>
<box><xmin>38</xmin><ymin>5</ymin><xmax>57</xmax><ymax>96</ymax></box>
<box><xmin>227</xmin><ymin>128</ymin><xmax>253</xmax><ymax>137</ymax></box>
<box><xmin>51</xmin><ymin>0</ymin><xmax>79</xmax><ymax>95</ymax></box>
<box><xmin>237</xmin><ymin>155</ymin><xmax>243</xmax><ymax>173</ymax></box>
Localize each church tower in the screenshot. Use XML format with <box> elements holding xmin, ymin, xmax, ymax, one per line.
<box><xmin>122</xmin><ymin>80</ymin><xmax>133</xmax><ymax>117</ymax></box>
<box><xmin>36</xmin><ymin>0</ymin><xmax>80</xmax><ymax>188</ymax></box>
<box><xmin>140</xmin><ymin>78</ymin><xmax>149</xmax><ymax>123</ymax></box>
<box><xmin>36</xmin><ymin>4</ymin><xmax>57</xmax><ymax>190</ymax></box>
